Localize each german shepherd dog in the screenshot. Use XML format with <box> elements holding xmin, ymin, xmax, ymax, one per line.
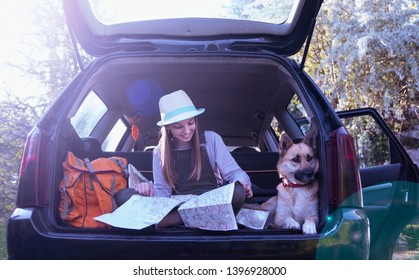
<box><xmin>261</xmin><ymin>125</ymin><xmax>319</xmax><ymax>234</ymax></box>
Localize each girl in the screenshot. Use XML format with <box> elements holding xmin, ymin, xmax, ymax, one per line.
<box><xmin>118</xmin><ymin>90</ymin><xmax>253</xmax><ymax>228</ymax></box>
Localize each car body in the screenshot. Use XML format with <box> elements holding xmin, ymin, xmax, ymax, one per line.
<box><xmin>7</xmin><ymin>0</ymin><xmax>419</xmax><ymax>259</ymax></box>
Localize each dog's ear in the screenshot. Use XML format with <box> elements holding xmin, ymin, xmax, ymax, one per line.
<box><xmin>303</xmin><ymin>119</ymin><xmax>318</xmax><ymax>150</ymax></box>
<box><xmin>279</xmin><ymin>133</ymin><xmax>294</xmax><ymax>158</ymax></box>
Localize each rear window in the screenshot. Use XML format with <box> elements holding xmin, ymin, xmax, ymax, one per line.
<box><xmin>71</xmin><ymin>91</ymin><xmax>107</xmax><ymax>137</ymax></box>
<box><xmin>287</xmin><ymin>94</ymin><xmax>311</xmax><ymax>135</ymax></box>
<box><xmin>87</xmin><ymin>0</ymin><xmax>296</xmax><ymax>25</ymax></box>
<box><xmin>102</xmin><ymin>119</ymin><xmax>128</xmax><ymax>151</ymax></box>
<box><xmin>271</xmin><ymin>94</ymin><xmax>311</xmax><ymax>139</ymax></box>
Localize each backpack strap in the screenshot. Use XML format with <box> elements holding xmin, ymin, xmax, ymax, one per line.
<box><xmin>60</xmin><ymin>172</ymin><xmax>71</xmax><ymax>220</ymax></box>
<box><xmin>112</xmin><ymin>157</ymin><xmax>129</xmax><ymax>178</ymax></box>
<box><xmin>108</xmin><ymin>157</ymin><xmax>128</xmax><ymax>211</ymax></box>
<box><xmin>59</xmin><ymin>171</ymin><xmax>81</xmax><ymax>220</ymax></box>
<box><xmin>83</xmin><ymin>158</ymin><xmax>97</xmax><ymax>191</ymax></box>
<box><xmin>84</xmin><ymin>158</ymin><xmax>95</xmax><ymax>173</ymax></box>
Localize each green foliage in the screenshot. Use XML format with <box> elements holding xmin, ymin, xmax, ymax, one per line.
<box><xmin>304</xmin><ymin>0</ymin><xmax>418</xmax><ymax>148</ymax></box>
<box><xmin>0</xmin><ymin>224</ymin><xmax>6</xmax><ymax>260</ymax></box>
<box><xmin>0</xmin><ymin>93</ymin><xmax>41</xmax><ymax>225</ymax></box>
<box><xmin>224</xmin><ymin>0</ymin><xmax>293</xmax><ymax>23</ymax></box>
<box><xmin>402</xmin><ymin>225</ymin><xmax>419</xmax><ymax>250</ymax></box>
<box><xmin>0</xmin><ymin>0</ymin><xmax>79</xmax><ymax>227</ymax></box>
<box><xmin>8</xmin><ymin>0</ymin><xmax>81</xmax><ymax>102</ymax></box>
<box><xmin>342</xmin><ymin>115</ymin><xmax>390</xmax><ymax>167</ymax></box>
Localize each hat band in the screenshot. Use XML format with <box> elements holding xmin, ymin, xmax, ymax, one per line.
<box><xmin>162</xmin><ymin>106</ymin><xmax>196</xmax><ymax>123</ymax></box>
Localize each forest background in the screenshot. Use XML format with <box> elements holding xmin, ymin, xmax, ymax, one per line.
<box><xmin>0</xmin><ymin>0</ymin><xmax>418</xmax><ymax>258</ymax></box>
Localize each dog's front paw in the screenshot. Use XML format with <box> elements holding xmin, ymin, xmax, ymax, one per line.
<box><xmin>302</xmin><ymin>220</ymin><xmax>317</xmax><ymax>234</ymax></box>
<box><xmin>283</xmin><ymin>217</ymin><xmax>300</xmax><ymax>230</ymax></box>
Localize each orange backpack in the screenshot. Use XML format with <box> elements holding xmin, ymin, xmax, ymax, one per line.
<box><xmin>59</xmin><ymin>151</ymin><xmax>128</xmax><ymax>228</ymax></box>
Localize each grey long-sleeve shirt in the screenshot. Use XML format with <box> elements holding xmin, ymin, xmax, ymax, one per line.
<box><xmin>152</xmin><ymin>131</ymin><xmax>251</xmax><ymax>197</ymax></box>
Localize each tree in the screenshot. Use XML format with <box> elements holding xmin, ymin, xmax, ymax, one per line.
<box><xmin>0</xmin><ymin>0</ymin><xmax>79</xmax><ymax>224</ymax></box>
<box><xmin>305</xmin><ymin>0</ymin><xmax>418</xmax><ymax>144</ymax></box>
<box><xmin>0</xmin><ymin>91</ymin><xmax>42</xmax><ymax>224</ymax></box>
<box><xmin>224</xmin><ymin>0</ymin><xmax>294</xmax><ymax>23</ymax></box>
<box><xmin>228</xmin><ymin>0</ymin><xmax>418</xmax><ymax>147</ymax></box>
<box><xmin>9</xmin><ymin>0</ymin><xmax>82</xmax><ymax>102</ymax></box>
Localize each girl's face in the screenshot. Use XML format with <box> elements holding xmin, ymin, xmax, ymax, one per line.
<box><xmin>167</xmin><ymin>117</ymin><xmax>196</xmax><ymax>144</ymax></box>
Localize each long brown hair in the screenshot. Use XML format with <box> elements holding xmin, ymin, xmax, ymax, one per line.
<box><xmin>160</xmin><ymin>117</ymin><xmax>202</xmax><ymax>188</ymax></box>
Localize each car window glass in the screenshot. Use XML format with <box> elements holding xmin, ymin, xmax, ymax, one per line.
<box><xmin>341</xmin><ymin>115</ymin><xmax>390</xmax><ymax>168</ymax></box>
<box><xmin>102</xmin><ymin>119</ymin><xmax>128</xmax><ymax>151</ymax></box>
<box><xmin>271</xmin><ymin>117</ymin><xmax>281</xmax><ymax>139</ymax></box>
<box><xmin>270</xmin><ymin>94</ymin><xmax>310</xmax><ymax>141</ymax></box>
<box><xmin>71</xmin><ymin>91</ymin><xmax>107</xmax><ymax>137</ymax></box>
<box><xmin>287</xmin><ymin>94</ymin><xmax>310</xmax><ymax>134</ymax></box>
<box><xmin>87</xmin><ymin>0</ymin><xmax>296</xmax><ymax>25</ymax></box>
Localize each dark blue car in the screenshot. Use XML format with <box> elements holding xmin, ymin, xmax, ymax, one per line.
<box><xmin>7</xmin><ymin>0</ymin><xmax>418</xmax><ymax>259</ymax></box>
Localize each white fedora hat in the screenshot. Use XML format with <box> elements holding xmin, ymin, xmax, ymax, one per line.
<box><xmin>157</xmin><ymin>90</ymin><xmax>205</xmax><ymax>126</ymax></box>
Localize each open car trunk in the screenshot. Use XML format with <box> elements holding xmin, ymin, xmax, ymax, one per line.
<box><xmin>49</xmin><ymin>54</ymin><xmax>329</xmax><ymax>238</ymax></box>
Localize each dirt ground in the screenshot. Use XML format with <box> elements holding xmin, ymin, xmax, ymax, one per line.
<box><xmin>392</xmin><ymin>250</ymin><xmax>419</xmax><ymax>260</ymax></box>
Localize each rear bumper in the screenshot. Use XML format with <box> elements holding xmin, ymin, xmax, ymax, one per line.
<box><xmin>7</xmin><ymin>207</ymin><xmax>369</xmax><ymax>260</ymax></box>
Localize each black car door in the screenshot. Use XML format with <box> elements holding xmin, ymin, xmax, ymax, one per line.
<box><xmin>338</xmin><ymin>108</ymin><xmax>419</xmax><ymax>259</ymax></box>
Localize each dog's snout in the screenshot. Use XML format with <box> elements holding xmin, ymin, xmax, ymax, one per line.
<box><xmin>295</xmin><ymin>168</ymin><xmax>314</xmax><ymax>182</ymax></box>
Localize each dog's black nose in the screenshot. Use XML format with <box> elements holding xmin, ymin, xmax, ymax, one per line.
<box><xmin>295</xmin><ymin>169</ymin><xmax>314</xmax><ymax>182</ymax></box>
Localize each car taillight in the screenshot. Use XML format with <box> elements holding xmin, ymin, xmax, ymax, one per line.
<box><xmin>328</xmin><ymin>127</ymin><xmax>363</xmax><ymax>209</ymax></box>
<box><xmin>16</xmin><ymin>127</ymin><xmax>49</xmax><ymax>208</ymax></box>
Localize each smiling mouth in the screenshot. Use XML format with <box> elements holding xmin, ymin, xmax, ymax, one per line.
<box><xmin>178</xmin><ymin>135</ymin><xmax>193</xmax><ymax>142</ymax></box>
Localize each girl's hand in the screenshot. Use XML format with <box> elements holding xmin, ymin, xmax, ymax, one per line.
<box><xmin>133</xmin><ymin>181</ymin><xmax>154</xmax><ymax>196</ymax></box>
<box><xmin>241</xmin><ymin>183</ymin><xmax>253</xmax><ymax>198</ymax></box>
